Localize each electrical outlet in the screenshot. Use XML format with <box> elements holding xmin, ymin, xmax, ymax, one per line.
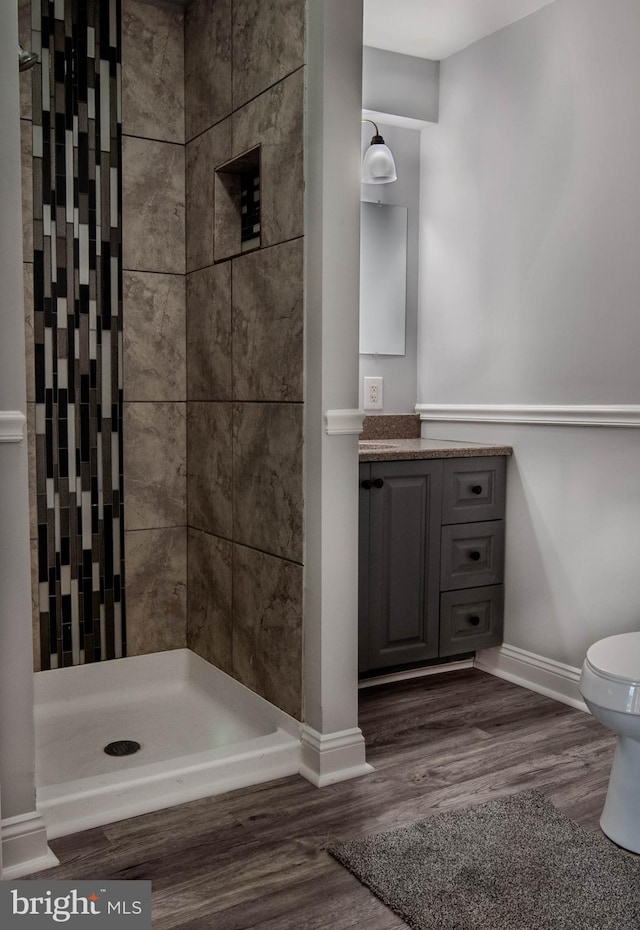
<box><xmin>364</xmin><ymin>376</ymin><xmax>383</xmax><ymax>410</ymax></box>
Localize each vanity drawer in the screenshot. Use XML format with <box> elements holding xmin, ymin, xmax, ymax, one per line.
<box><xmin>440</xmin><ymin>520</ymin><xmax>505</xmax><ymax>591</ymax></box>
<box><xmin>441</xmin><ymin>456</ymin><xmax>506</xmax><ymax>525</ymax></box>
<box><xmin>439</xmin><ymin>585</ymin><xmax>504</xmax><ymax>657</ymax></box>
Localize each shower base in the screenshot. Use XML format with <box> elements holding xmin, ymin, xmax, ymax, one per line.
<box><xmin>35</xmin><ymin>649</ymin><xmax>301</xmax><ymax>838</ymax></box>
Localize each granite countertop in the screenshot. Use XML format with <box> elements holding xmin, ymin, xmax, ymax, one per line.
<box><xmin>358</xmin><ymin>437</ymin><xmax>513</xmax><ymax>462</ymax></box>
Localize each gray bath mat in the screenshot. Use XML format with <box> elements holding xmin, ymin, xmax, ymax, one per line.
<box><xmin>328</xmin><ymin>791</ymin><xmax>640</xmax><ymax>930</ymax></box>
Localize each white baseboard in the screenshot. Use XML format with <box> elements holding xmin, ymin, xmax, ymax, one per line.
<box><xmin>1</xmin><ymin>810</ymin><xmax>59</xmax><ymax>879</ymax></box>
<box><xmin>299</xmin><ymin>725</ymin><xmax>374</xmax><ymax>787</ymax></box>
<box><xmin>475</xmin><ymin>643</ymin><xmax>588</xmax><ymax>712</ymax></box>
<box><xmin>358</xmin><ymin>659</ymin><xmax>474</xmax><ymax>689</ymax></box>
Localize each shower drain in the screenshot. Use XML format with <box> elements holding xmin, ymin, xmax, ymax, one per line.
<box><xmin>103</xmin><ymin>740</ymin><xmax>141</xmax><ymax>757</ymax></box>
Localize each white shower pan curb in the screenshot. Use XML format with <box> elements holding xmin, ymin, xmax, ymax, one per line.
<box><xmin>35</xmin><ymin>650</ymin><xmax>303</xmax><ymax>839</ymax></box>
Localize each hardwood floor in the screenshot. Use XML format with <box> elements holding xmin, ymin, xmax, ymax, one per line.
<box><xmin>27</xmin><ymin>670</ymin><xmax>615</xmax><ymax>928</ymax></box>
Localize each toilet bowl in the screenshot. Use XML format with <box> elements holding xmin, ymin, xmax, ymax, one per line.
<box><xmin>580</xmin><ymin>632</ymin><xmax>640</xmax><ymax>853</ymax></box>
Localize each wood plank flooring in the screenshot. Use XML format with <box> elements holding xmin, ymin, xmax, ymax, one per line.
<box><xmin>26</xmin><ymin>669</ymin><xmax>616</xmax><ymax>929</ymax></box>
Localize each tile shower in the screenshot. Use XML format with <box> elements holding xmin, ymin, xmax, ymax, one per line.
<box><xmin>20</xmin><ymin>0</ymin><xmax>307</xmax><ymax>835</ymax></box>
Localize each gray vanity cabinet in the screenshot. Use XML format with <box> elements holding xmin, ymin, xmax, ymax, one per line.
<box><xmin>359</xmin><ymin>454</ymin><xmax>506</xmax><ymax>675</ymax></box>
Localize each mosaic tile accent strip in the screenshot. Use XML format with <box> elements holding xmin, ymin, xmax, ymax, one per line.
<box><xmin>32</xmin><ymin>0</ymin><xmax>126</xmax><ymax>668</ymax></box>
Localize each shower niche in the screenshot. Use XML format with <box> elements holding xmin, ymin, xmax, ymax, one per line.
<box><xmin>214</xmin><ymin>145</ymin><xmax>262</xmax><ymax>261</ymax></box>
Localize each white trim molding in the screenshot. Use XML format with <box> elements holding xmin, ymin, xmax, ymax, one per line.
<box><xmin>0</xmin><ymin>411</ymin><xmax>26</xmax><ymax>443</ymax></box>
<box><xmin>325</xmin><ymin>409</ymin><xmax>365</xmax><ymax>435</ymax></box>
<box><xmin>475</xmin><ymin>643</ymin><xmax>587</xmax><ymax>712</ymax></box>
<box><xmin>359</xmin><ymin>658</ymin><xmax>473</xmax><ymax>689</ymax></box>
<box><xmin>1</xmin><ymin>810</ymin><xmax>59</xmax><ymax>880</ymax></box>
<box><xmin>416</xmin><ymin>404</ymin><xmax>640</xmax><ymax>428</ymax></box>
<box><xmin>299</xmin><ymin>725</ymin><xmax>374</xmax><ymax>787</ymax></box>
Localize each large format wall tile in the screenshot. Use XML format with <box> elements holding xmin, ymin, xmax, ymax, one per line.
<box><xmin>232</xmin><ymin>403</ymin><xmax>303</xmax><ymax>562</ymax></box>
<box><xmin>186</xmin><ymin>119</ymin><xmax>231</xmax><ymax>272</ymax></box>
<box><xmin>125</xmin><ymin>527</ymin><xmax>187</xmax><ymax>655</ymax></box>
<box><xmin>122</xmin><ymin>136</ymin><xmax>185</xmax><ymax>274</ymax></box>
<box><xmin>124</xmin><ymin>271</ymin><xmax>186</xmax><ymax>402</ymax></box>
<box><xmin>122</xmin><ymin>0</ymin><xmax>185</xmax><ymax>144</ymax></box>
<box><xmin>232</xmin><ymin>239</ymin><xmax>303</xmax><ymax>401</ymax></box>
<box><xmin>124</xmin><ymin>402</ymin><xmax>187</xmax><ymax>530</ymax></box>
<box><xmin>232</xmin><ymin>543</ymin><xmax>302</xmax><ymax>719</ymax></box>
<box><xmin>187</xmin><ymin>528</ymin><xmax>232</xmax><ymax>674</ymax></box>
<box><xmin>232</xmin><ymin>70</ymin><xmax>303</xmax><ymax>248</ymax></box>
<box><xmin>185</xmin><ymin>0</ymin><xmax>232</xmax><ymax>141</ymax></box>
<box><xmin>187</xmin><ymin>264</ymin><xmax>232</xmax><ymax>400</ymax></box>
<box><xmin>232</xmin><ymin>0</ymin><xmax>305</xmax><ymax>109</ymax></box>
<box><xmin>187</xmin><ymin>402</ymin><xmax>233</xmax><ymax>538</ymax></box>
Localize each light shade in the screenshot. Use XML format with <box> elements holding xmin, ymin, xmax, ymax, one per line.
<box><xmin>362</xmin><ymin>140</ymin><xmax>397</xmax><ymax>184</ymax></box>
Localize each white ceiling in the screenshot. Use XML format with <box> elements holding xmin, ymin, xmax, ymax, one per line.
<box><xmin>363</xmin><ymin>0</ymin><xmax>557</xmax><ymax>61</ymax></box>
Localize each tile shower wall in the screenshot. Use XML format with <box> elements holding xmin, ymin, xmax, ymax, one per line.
<box><xmin>185</xmin><ymin>0</ymin><xmax>306</xmax><ymax>719</ymax></box>
<box><xmin>22</xmin><ymin>0</ymin><xmax>187</xmax><ymax>667</ymax></box>
<box><xmin>121</xmin><ymin>0</ymin><xmax>187</xmax><ymax>657</ymax></box>
<box><xmin>25</xmin><ymin>0</ymin><xmax>126</xmax><ymax>669</ymax></box>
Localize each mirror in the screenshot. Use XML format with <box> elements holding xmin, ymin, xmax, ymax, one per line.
<box><xmin>359</xmin><ymin>201</ymin><xmax>407</xmax><ymax>356</ymax></box>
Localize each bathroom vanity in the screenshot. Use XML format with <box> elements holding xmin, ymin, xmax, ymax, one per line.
<box><xmin>358</xmin><ymin>436</ymin><xmax>512</xmax><ymax>676</ymax></box>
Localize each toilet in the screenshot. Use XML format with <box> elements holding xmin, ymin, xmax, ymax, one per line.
<box><xmin>580</xmin><ymin>632</ymin><xmax>640</xmax><ymax>853</ymax></box>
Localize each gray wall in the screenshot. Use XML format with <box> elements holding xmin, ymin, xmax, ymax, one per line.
<box><xmin>420</xmin><ymin>0</ymin><xmax>640</xmax><ymax>405</ymax></box>
<box><xmin>303</xmin><ymin>0</ymin><xmax>366</xmax><ymax>740</ymax></box>
<box><xmin>360</xmin><ymin>44</ymin><xmax>439</xmax><ymax>415</ymax></box>
<box><xmin>0</xmin><ymin>0</ymin><xmax>37</xmax><ymax>822</ymax></box>
<box><xmin>360</xmin><ymin>121</ymin><xmax>420</xmax><ymax>413</ymax></box>
<box><xmin>418</xmin><ymin>0</ymin><xmax>640</xmax><ymax>669</ymax></box>
<box><xmin>362</xmin><ymin>46</ymin><xmax>438</xmax><ymax>124</ymax></box>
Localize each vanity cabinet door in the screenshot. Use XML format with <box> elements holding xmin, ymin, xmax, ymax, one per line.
<box><xmin>360</xmin><ymin>460</ymin><xmax>443</xmax><ymax>673</ymax></box>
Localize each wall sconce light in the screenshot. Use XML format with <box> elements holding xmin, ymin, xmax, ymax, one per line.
<box><xmin>362</xmin><ymin>119</ymin><xmax>397</xmax><ymax>184</ymax></box>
